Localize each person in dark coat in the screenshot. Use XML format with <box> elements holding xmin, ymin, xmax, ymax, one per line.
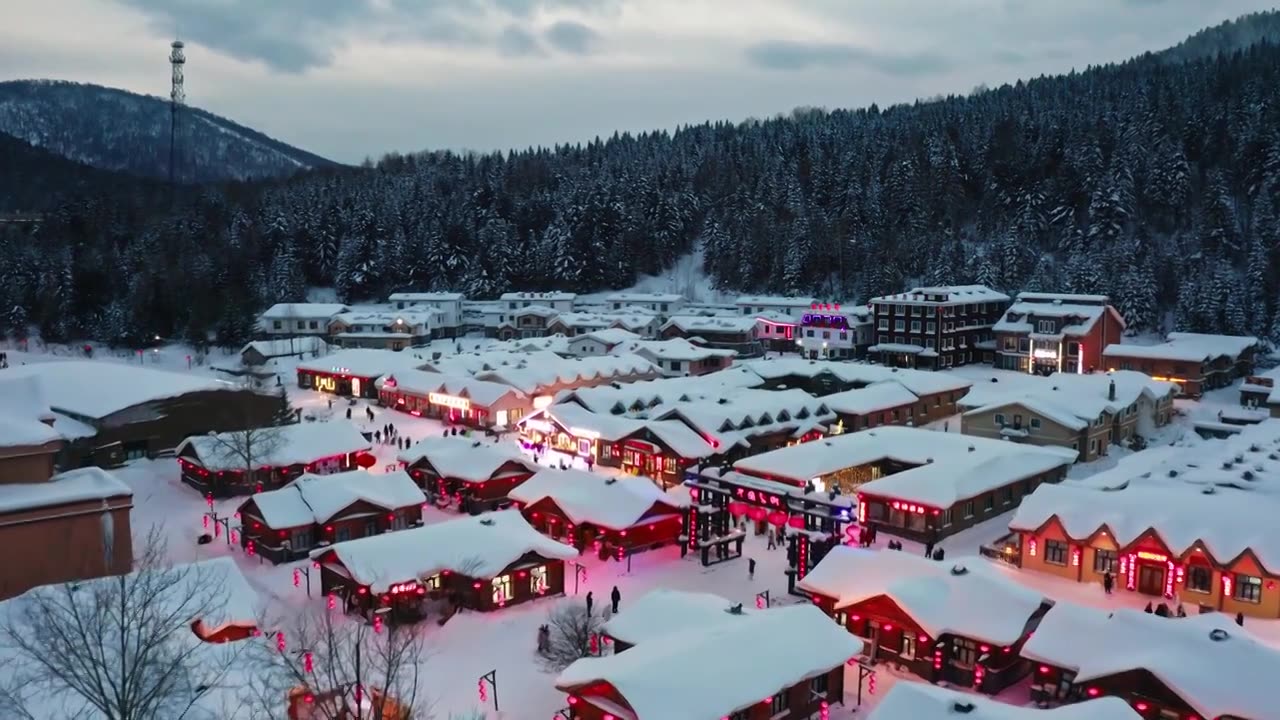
<box><xmin>1236</xmin><ymin>612</ymin><xmax>1245</xmax><ymax>626</ymax></box>
<box><xmin>933</xmin><ymin>547</ymin><xmax>945</xmax><ymax>561</ymax></box>
<box><xmin>748</xmin><ymin>558</ymin><xmax>756</xmax><ymax>579</ymax></box>
<box><xmin>1103</xmin><ymin>572</ymin><xmax>1114</xmax><ymax>594</ymax></box>
<box><xmin>1155</xmin><ymin>603</ymin><xmax>1170</xmax><ymax>617</ymax></box>
<box><xmin>610</xmin><ymin>586</ymin><xmax>621</xmax><ymax>614</ymax></box>
<box><xmin>585</xmin><ymin>591</ymin><xmax>594</xmax><ymax>616</ymax></box>
<box><xmin>346</xmin><ymin>407</ymin><xmax>352</xmax><ymax>420</ymax></box>
<box><xmin>925</xmin><ymin>541</ymin><xmax>934</xmax><ymax>558</ymax></box>
<box><xmin>1144</xmin><ymin>602</ymin><xmax>1154</xmax><ymax>614</ymax></box>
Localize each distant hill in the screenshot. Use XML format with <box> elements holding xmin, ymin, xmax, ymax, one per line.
<box><xmin>0</xmin><ymin>80</ymin><xmax>341</xmax><ymax>182</ymax></box>
<box><xmin>1159</xmin><ymin>10</ymin><xmax>1280</xmax><ymax>63</ymax></box>
<box><xmin>0</xmin><ymin>131</ymin><xmax>155</xmax><ymax>212</ymax></box>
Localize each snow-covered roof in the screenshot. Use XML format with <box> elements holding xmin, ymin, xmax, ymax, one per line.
<box><xmin>397</xmin><ymin>436</ymin><xmax>537</xmax><ymax>482</ymax></box>
<box><xmin>473</xmin><ymin>354</ymin><xmax>661</xmax><ymax>395</ymax></box>
<box><xmin>1104</xmin><ymin>332</ymin><xmax>1260</xmax><ymax>363</ymax></box>
<box><xmin>994</xmin><ymin>300</ymin><xmax>1115</xmax><ymax>336</ymax></box>
<box><xmin>1009</xmin><ymin>481</ymin><xmax>1280</xmax><ymax>573</ymax></box>
<box><xmin>1022</xmin><ymin>603</ymin><xmax>1280</xmax><ymax>720</ymax></box>
<box><xmin>510</xmin><ymin>304</ymin><xmax>559</xmax><ymax>319</ymax></box>
<box><xmin>871</xmin><ymin>285</ymin><xmax>1010</xmax><ymax>305</ymax></box>
<box><xmin>734</xmin><ymin>295</ymin><xmax>817</xmax><ymax>307</ymax></box>
<box><xmin>0</xmin><ymin>466</ymin><xmax>132</xmax><ymax>514</ymax></box>
<box><xmin>571</xmin><ymin>329</ymin><xmax>642</xmax><ymax>347</ymax></box>
<box><xmin>600</xmin><ymin>589</ymin><xmax>754</xmax><ymax>645</ymax></box>
<box><xmin>736</xmin><ymin>426</ymin><xmax>1074</xmax><ymax>494</ymax></box>
<box><xmin>377</xmin><ymin>369</ymin><xmax>527</xmax><ymax>407</ymax></box>
<box><xmin>740</xmin><ymin>358</ymin><xmax>971</xmax><ymax>397</ymax></box>
<box><xmin>528</xmin><ymin>403</ymin><xmax>719</xmax><ymax>459</ymax></box>
<box><xmin>661</xmin><ymin>315</ymin><xmax>758</xmax><ymax>334</ymax></box>
<box><xmin>552</xmin><ymin>312</ymin><xmax>623</xmax><ymax>331</ymax></box>
<box><xmin>1014</xmin><ymin>292</ymin><xmax>1111</xmax><ymax>305</ymax></box>
<box><xmin>388</xmin><ymin>292</ymin><xmax>464</xmax><ymax>302</ymax></box>
<box><xmin>963</xmin><ymin>396</ymin><xmax>1095</xmax><ymax>431</ymax></box>
<box><xmin>605</xmin><ymin>292</ymin><xmax>684</xmax><ymax>303</ymax></box>
<box><xmin>296</xmin><ymin>348</ymin><xmax>427</xmax><ymax>378</ymax></box>
<box><xmin>556</xmin><ymin>367</ymin><xmax>764</xmax><ymax>415</ymax></box>
<box><xmin>509</xmin><ymin>469</ymin><xmax>688</xmax><ymax>530</ymax></box>
<box><xmin>627</xmin><ymin>337</ymin><xmax>737</xmax><ymax>362</ymax></box>
<box><xmin>177</xmin><ymin>421</ymin><xmax>372</xmax><ymax>472</ymax></box>
<box><xmin>259</xmin><ymin>302</ymin><xmax>349</xmax><ymax>320</ymax></box>
<box><xmin>5</xmin><ymin>361</ymin><xmax>238</xmax><ymax>420</ymax></box>
<box><xmin>0</xmin><ymin>373</ymin><xmax>62</xmax><ymax>447</ymax></box>
<box><xmin>500</xmin><ymin>291</ymin><xmax>576</xmax><ymax>302</ymax></box>
<box><xmin>797</xmin><ymin>547</ymin><xmax>1048</xmax><ymax>644</ymax></box>
<box><xmin>557</xmin><ymin>603</ymin><xmax>860</xmax><ymax>720</ymax></box>
<box><xmin>311</xmin><ymin>510</ymin><xmax>577</xmax><ymax>592</ymax></box>
<box><xmin>244</xmin><ymin>469</ymin><xmax>424</xmax><ymax>528</ymax></box>
<box><xmin>240</xmin><ymin>337</ymin><xmax>328</xmax><ymax>360</ymax></box>
<box><xmin>649</xmin><ymin>388</ymin><xmax>835</xmax><ymax>448</ymax></box>
<box><xmin>867</xmin><ymin>684</ymin><xmax>1139</xmax><ymax>720</ymax></box>
<box><xmin>958</xmin><ymin>371</ymin><xmax>1175</xmax><ymax>420</ymax></box>
<box><xmin>820</xmin><ymin>382</ymin><xmax>920</xmax><ymax>417</ymax></box>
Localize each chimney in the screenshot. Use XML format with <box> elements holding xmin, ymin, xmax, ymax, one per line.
<box><xmin>1108</xmin><ymin>379</ymin><xmax>1116</xmax><ymax>402</ymax></box>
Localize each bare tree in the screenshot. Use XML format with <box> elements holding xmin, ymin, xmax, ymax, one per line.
<box><xmin>538</xmin><ymin>603</ymin><xmax>605</xmax><ymax>671</ymax></box>
<box><xmin>0</xmin><ymin>530</ymin><xmax>247</xmax><ymax>720</ymax></box>
<box><xmin>240</xmin><ymin>604</ymin><xmax>432</xmax><ymax>720</ymax></box>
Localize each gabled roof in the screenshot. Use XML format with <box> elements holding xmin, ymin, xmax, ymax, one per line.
<box><xmin>397</xmin><ymin>436</ymin><xmax>538</xmax><ymax>482</ymax></box>
<box><xmin>739</xmin><ymin>358</ymin><xmax>972</xmax><ymax>397</ymax></box>
<box><xmin>734</xmin><ymin>295</ymin><xmax>818</xmax><ymax>307</ymax></box>
<box><xmin>0</xmin><ymin>466</ymin><xmax>132</xmax><ymax>514</ymax></box>
<box><xmin>962</xmin><ymin>397</ymin><xmax>1093</xmax><ymax>431</ymax></box>
<box><xmin>296</xmin><ymin>348</ymin><xmax>427</xmax><ymax>378</ymax></box>
<box><xmin>557</xmin><ymin>603</ymin><xmax>860</xmax><ymax>720</ymax></box>
<box><xmin>600</xmin><ymin>589</ymin><xmax>754</xmax><ymax>645</ymax></box>
<box><xmin>556</xmin><ymin>368</ymin><xmax>764</xmax><ymax>415</ymax></box>
<box><xmin>7</xmin><ymin>361</ymin><xmax>237</xmax><ymax>420</ymax></box>
<box><xmin>311</xmin><ymin>510</ymin><xmax>577</xmax><ymax>592</ymax></box>
<box><xmin>509</xmin><ymin>469</ymin><xmax>688</xmax><ymax>530</ymax></box>
<box><xmin>1022</xmin><ymin>603</ymin><xmax>1280</xmax><ymax>720</ymax></box>
<box><xmin>259</xmin><ymin>302</ymin><xmax>349</xmax><ymax>319</ymax></box>
<box><xmin>387</xmin><ymin>292</ymin><xmax>464</xmax><ymax>301</ymax></box>
<box><xmin>871</xmin><ymin>285</ymin><xmax>1009</xmax><ymax>305</ymax></box>
<box><xmin>661</xmin><ymin>315</ymin><xmax>758</xmax><ymax>334</ymax></box>
<box><xmin>240</xmin><ymin>337</ymin><xmax>329</xmax><ymax>360</ymax></box>
<box><xmin>378</xmin><ymin>369</ymin><xmax>527</xmax><ymax>407</ymax></box>
<box><xmin>993</xmin><ymin>300</ymin><xmax>1119</xmax><ymax>337</ymax></box>
<box><xmin>571</xmin><ymin>329</ymin><xmax>642</xmax><ymax>347</ymax></box>
<box><xmin>868</xmin><ymin>684</ymin><xmax>1139</xmax><ymax>720</ymax></box>
<box><xmin>244</xmin><ymin>470</ymin><xmax>425</xmax><ymax>527</ymax></box>
<box><xmin>177</xmin><ymin>422</ymin><xmax>371</xmax><ymax>472</ymax></box>
<box><xmin>628</xmin><ymin>338</ymin><xmax>737</xmax><ymax>363</ymax></box>
<box><xmin>500</xmin><ymin>291</ymin><xmax>576</xmax><ymax>301</ymax></box>
<box><xmin>820</xmin><ymin>381</ymin><xmax>920</xmax><ymax>417</ymax></box>
<box><xmin>604</xmin><ymin>292</ymin><xmax>684</xmax><ymax>303</ymax></box>
<box><xmin>797</xmin><ymin>547</ymin><xmax>1048</xmax><ymax>644</ymax></box>
<box><xmin>1104</xmin><ymin>332</ymin><xmax>1260</xmax><ymax>363</ymax></box>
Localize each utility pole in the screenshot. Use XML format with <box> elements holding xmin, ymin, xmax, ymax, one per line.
<box><xmin>169</xmin><ymin>39</ymin><xmax>186</xmax><ymax>190</ymax></box>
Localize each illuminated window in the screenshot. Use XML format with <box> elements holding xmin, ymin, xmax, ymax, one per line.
<box><xmin>491</xmin><ymin>575</ymin><xmax>513</xmax><ymax>605</ymax></box>
<box><xmin>1093</xmin><ymin>549</ymin><xmax>1116</xmax><ymax>574</ymax></box>
<box><xmin>952</xmin><ymin>638</ymin><xmax>978</xmax><ymax>669</ymax></box>
<box><xmin>1234</xmin><ymin>574</ymin><xmax>1263</xmax><ymax>603</ymax></box>
<box><xmin>1186</xmin><ymin>566</ymin><xmax>1212</xmax><ymax>594</ymax></box>
<box><xmin>529</xmin><ymin>566</ymin><xmax>549</xmax><ymax>594</ymax></box>
<box><xmin>1045</xmin><ymin>540</ymin><xmax>1068</xmax><ymax>566</ymax></box>
<box><xmin>900</xmin><ymin>633</ymin><xmax>917</xmax><ymax>660</ymax></box>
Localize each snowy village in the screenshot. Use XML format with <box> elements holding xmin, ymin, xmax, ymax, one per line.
<box><xmin>0</xmin><ymin>284</ymin><xmax>1277</xmax><ymax>720</ymax></box>
<box><xmin>8</xmin><ymin>3</ymin><xmax>1280</xmax><ymax>720</ymax></box>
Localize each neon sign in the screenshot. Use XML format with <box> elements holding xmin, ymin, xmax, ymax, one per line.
<box><xmin>802</xmin><ymin>314</ymin><xmax>848</xmax><ymax>328</ymax></box>
<box><xmin>428</xmin><ymin>393</ymin><xmax>470</xmax><ymax>410</ymax></box>
<box><xmin>1135</xmin><ymin>550</ymin><xmax>1168</xmax><ymax>563</ymax></box>
<box><xmin>315</xmin><ymin>376</ymin><xmax>337</xmax><ymax>392</ymax></box>
<box><xmin>1032</xmin><ymin>349</ymin><xmax>1059</xmax><ymax>360</ymax></box>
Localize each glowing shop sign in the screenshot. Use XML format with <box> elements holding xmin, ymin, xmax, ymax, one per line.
<box><xmin>1135</xmin><ymin>550</ymin><xmax>1168</xmax><ymax>563</ymax></box>
<box><xmin>802</xmin><ymin>314</ymin><xmax>848</xmax><ymax>328</ymax></box>
<box><xmin>1032</xmin><ymin>349</ymin><xmax>1059</xmax><ymax>360</ymax></box>
<box><xmin>315</xmin><ymin>376</ymin><xmax>337</xmax><ymax>392</ymax></box>
<box><xmin>428</xmin><ymin>393</ymin><xmax>470</xmax><ymax>410</ymax></box>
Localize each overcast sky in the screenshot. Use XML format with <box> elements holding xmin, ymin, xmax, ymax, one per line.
<box><xmin>4</xmin><ymin>0</ymin><xmax>1275</xmax><ymax>163</ymax></box>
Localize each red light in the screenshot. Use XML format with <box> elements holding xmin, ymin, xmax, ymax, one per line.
<box><xmin>1135</xmin><ymin>702</ymin><xmax>1148</xmax><ymax>712</ymax></box>
<box><xmin>1039</xmin><ymin>665</ymin><xmax>1050</xmax><ymax>674</ymax></box>
<box><xmin>358</xmin><ymin>586</ymin><xmax>367</xmax><ymax>595</ymax></box>
<box><xmin>979</xmin><ymin>644</ymin><xmax>990</xmax><ymax>653</ymax></box>
<box><xmin>1086</xmin><ymin>687</ymin><xmax>1100</xmax><ymax>697</ymax></box>
<box><xmin>918</xmin><ymin>634</ymin><xmax>928</xmax><ymax>642</ymax></box>
<box><xmin>325</xmin><ymin>525</ymin><xmax>334</xmax><ymax>532</ymax></box>
<box><xmin>567</xmin><ymin>696</ymin><xmax>579</xmax><ymax>705</ymax></box>
<box><xmin>473</xmin><ymin>581</ymin><xmax>482</xmax><ymax>589</ymax></box>
<box><xmin>387</xmin><ymin>513</ymin><xmax>395</xmax><ymax>521</ymax></box>
<box><xmin>883</xmin><ymin>623</ymin><xmax>892</xmax><ymax>631</ymax></box>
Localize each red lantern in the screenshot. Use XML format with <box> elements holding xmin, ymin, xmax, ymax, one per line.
<box><xmin>788</xmin><ymin>515</ymin><xmax>806</xmax><ymax>529</ymax></box>
<box><xmin>728</xmin><ymin>501</ymin><xmax>750</xmax><ymax>517</ymax></box>
<box><xmin>748</xmin><ymin>506</ymin><xmax>767</xmax><ymax>522</ymax></box>
<box><xmin>355</xmin><ymin>453</ymin><xmax>377</xmax><ymax>469</ymax></box>
<box><xmin>767</xmin><ymin>511</ymin><xmax>788</xmax><ymax>526</ymax></box>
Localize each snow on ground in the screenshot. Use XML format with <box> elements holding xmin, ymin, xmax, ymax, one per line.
<box><xmin>8</xmin><ymin>340</ymin><xmax>1280</xmax><ymax>717</ymax></box>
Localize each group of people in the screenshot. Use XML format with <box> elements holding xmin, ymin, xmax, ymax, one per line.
<box><xmin>374</xmin><ymin>422</ymin><xmax>409</xmax><ymax>449</ymax></box>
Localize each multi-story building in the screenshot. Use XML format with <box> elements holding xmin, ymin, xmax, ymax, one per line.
<box><xmin>603</xmin><ymin>292</ymin><xmax>685</xmax><ymax>316</ymax></box>
<box><xmin>499</xmin><ymin>291</ymin><xmax>577</xmax><ymax>314</ymax></box>
<box><xmin>387</xmin><ymin>292</ymin><xmax>465</xmax><ymax>337</ymax></box>
<box><xmin>796</xmin><ymin>303</ymin><xmax>874</xmax><ymax>360</ymax></box>
<box><xmin>327</xmin><ymin>310</ymin><xmax>435</xmax><ymax>350</ymax></box>
<box><xmin>258</xmin><ymin>303</ymin><xmax>350</xmax><ymax>338</ymax></box>
<box><xmin>868</xmin><ymin>285</ymin><xmax>1010</xmax><ymax>370</ymax></box>
<box><xmin>1103</xmin><ymin>332</ymin><xmax>1261</xmax><ymax>398</ymax></box>
<box><xmin>993</xmin><ymin>293</ymin><xmax>1125</xmax><ymax>375</ymax></box>
<box><xmin>734</xmin><ymin>295</ymin><xmax>817</xmax><ymax>319</ymax></box>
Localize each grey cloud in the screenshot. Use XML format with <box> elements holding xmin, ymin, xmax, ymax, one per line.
<box><xmin>111</xmin><ymin>0</ymin><xmax>603</xmax><ymax>71</ymax></box>
<box><xmin>746</xmin><ymin>41</ymin><xmax>946</xmax><ymax>75</ymax></box>
<box><xmin>544</xmin><ymin>20</ymin><xmax>599</xmax><ymax>55</ymax></box>
<box><xmin>498</xmin><ymin>25</ymin><xmax>542</xmax><ymax>56</ymax></box>
<box><xmin>992</xmin><ymin>49</ymin><xmax>1027</xmax><ymax>65</ymax></box>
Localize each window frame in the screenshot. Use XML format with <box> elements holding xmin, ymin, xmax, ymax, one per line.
<box><xmin>1044</xmin><ymin>539</ymin><xmax>1069</xmax><ymax>566</ymax></box>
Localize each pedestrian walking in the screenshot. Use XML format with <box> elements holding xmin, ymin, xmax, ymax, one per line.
<box><xmin>346</xmin><ymin>407</ymin><xmax>352</xmax><ymax>420</ymax></box>
<box><xmin>610</xmin><ymin>586</ymin><xmax>621</xmax><ymax>614</ymax></box>
<box><xmin>1236</xmin><ymin>612</ymin><xmax>1245</xmax><ymax>626</ymax></box>
<box><xmin>748</xmin><ymin>558</ymin><xmax>756</xmax><ymax>579</ymax></box>
<box><xmin>767</xmin><ymin>532</ymin><xmax>776</xmax><ymax>551</ymax></box>
<box><xmin>924</xmin><ymin>541</ymin><xmax>934</xmax><ymax>558</ymax></box>
<box><xmin>1103</xmin><ymin>572</ymin><xmax>1114</xmax><ymax>595</ymax></box>
<box><xmin>1144</xmin><ymin>602</ymin><xmax>1154</xmax><ymax>614</ymax></box>
<box><xmin>375</xmin><ymin>430</ymin><xmax>382</xmax><ymax>444</ymax></box>
<box><xmin>585</xmin><ymin>591</ymin><xmax>594</xmax><ymax>616</ymax></box>
<box><xmin>328</xmin><ymin>397</ymin><xmax>333</xmax><ymax>410</ymax></box>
